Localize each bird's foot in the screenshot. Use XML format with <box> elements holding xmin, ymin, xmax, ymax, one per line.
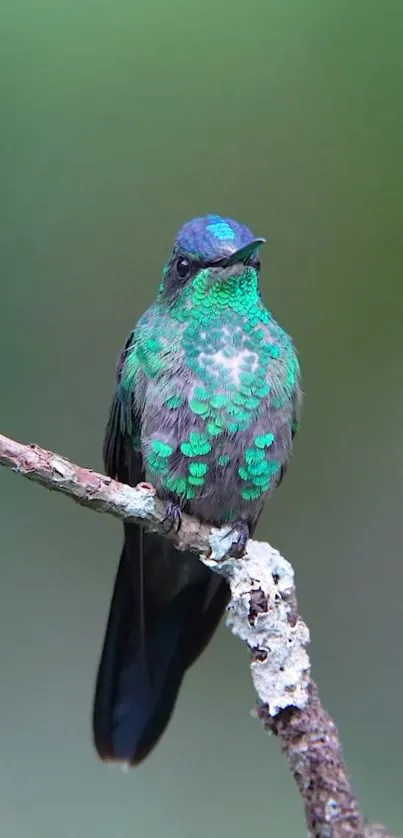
<box><xmin>162</xmin><ymin>501</ymin><xmax>182</xmax><ymax>534</ymax></box>
<box><xmin>225</xmin><ymin>521</ymin><xmax>250</xmax><ymax>558</ymax></box>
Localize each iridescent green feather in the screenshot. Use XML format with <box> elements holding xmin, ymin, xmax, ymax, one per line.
<box><xmin>118</xmin><ymin>262</ymin><xmax>299</xmax><ymax>504</ymax></box>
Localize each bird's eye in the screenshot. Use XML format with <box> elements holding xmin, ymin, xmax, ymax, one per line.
<box><xmin>176</xmin><ymin>256</ymin><xmax>192</xmax><ymax>279</ymax></box>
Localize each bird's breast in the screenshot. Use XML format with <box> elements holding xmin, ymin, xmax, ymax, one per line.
<box><xmin>137</xmin><ymin>310</ymin><xmax>297</xmax><ymax>526</ymax></box>
<box><xmin>141</xmin><ymin>377</ymin><xmax>293</xmax><ymax>528</ymax></box>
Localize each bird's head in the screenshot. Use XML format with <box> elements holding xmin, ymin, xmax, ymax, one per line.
<box><xmin>159</xmin><ymin>214</ymin><xmax>265</xmax><ymax>303</ymax></box>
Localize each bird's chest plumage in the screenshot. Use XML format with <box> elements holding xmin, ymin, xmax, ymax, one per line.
<box><xmin>128</xmin><ymin>291</ymin><xmax>299</xmax><ymax>528</ymax></box>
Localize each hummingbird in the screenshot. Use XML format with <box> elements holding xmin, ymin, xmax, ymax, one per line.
<box><xmin>93</xmin><ymin>214</ymin><xmax>301</xmax><ymax>766</ymax></box>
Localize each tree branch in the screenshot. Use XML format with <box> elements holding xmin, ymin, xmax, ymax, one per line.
<box><xmin>0</xmin><ymin>432</ymin><xmax>398</xmax><ymax>838</ymax></box>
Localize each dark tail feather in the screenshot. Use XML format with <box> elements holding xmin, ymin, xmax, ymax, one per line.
<box><xmin>92</xmin><ymin>527</ymin><xmax>229</xmax><ymax>766</ymax></box>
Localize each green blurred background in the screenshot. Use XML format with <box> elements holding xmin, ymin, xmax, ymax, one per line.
<box><xmin>1</xmin><ymin>0</ymin><xmax>403</xmax><ymax>835</ymax></box>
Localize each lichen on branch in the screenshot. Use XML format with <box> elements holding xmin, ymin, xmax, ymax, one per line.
<box><xmin>0</xmin><ymin>432</ymin><xmax>397</xmax><ymax>838</ymax></box>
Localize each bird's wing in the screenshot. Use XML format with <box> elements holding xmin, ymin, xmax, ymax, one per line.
<box><xmin>103</xmin><ymin>331</ymin><xmax>143</xmax><ymax>487</ymax></box>
<box><xmin>291</xmin><ymin>377</ymin><xmax>303</xmax><ymax>441</ymax></box>
<box><xmin>275</xmin><ymin>362</ymin><xmax>302</xmax><ymax>490</ymax></box>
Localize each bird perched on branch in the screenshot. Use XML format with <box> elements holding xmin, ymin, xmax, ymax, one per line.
<box><xmin>93</xmin><ymin>214</ymin><xmax>301</xmax><ymax>766</ymax></box>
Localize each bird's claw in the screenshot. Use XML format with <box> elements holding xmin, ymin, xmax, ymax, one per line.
<box><xmin>162</xmin><ymin>502</ymin><xmax>182</xmax><ymax>534</ymax></box>
<box><xmin>224</xmin><ymin>521</ymin><xmax>250</xmax><ymax>558</ymax></box>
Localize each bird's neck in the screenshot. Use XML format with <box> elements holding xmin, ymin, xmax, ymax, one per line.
<box><xmin>167</xmin><ymin>267</ymin><xmax>268</xmax><ymax>325</ymax></box>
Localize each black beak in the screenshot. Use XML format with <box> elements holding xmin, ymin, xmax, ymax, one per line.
<box><xmin>211</xmin><ymin>237</ymin><xmax>265</xmax><ymax>268</ymax></box>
